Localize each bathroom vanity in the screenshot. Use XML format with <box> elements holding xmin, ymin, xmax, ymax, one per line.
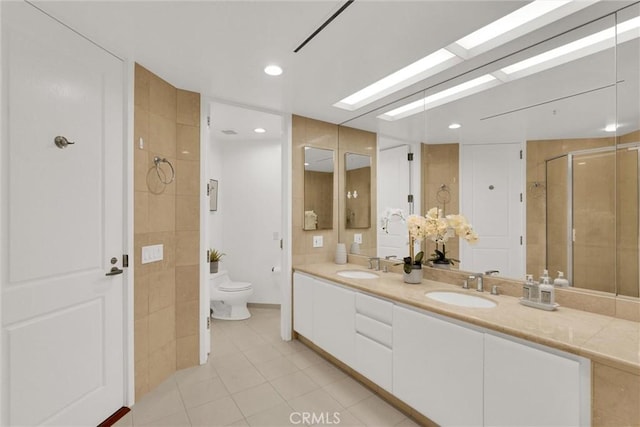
<box><xmin>292</xmin><ymin>264</ymin><xmax>640</xmax><ymax>426</ymax></box>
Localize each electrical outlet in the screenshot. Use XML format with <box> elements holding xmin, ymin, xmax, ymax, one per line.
<box><xmin>313</xmin><ymin>235</ymin><xmax>323</xmax><ymax>248</ymax></box>
<box><xmin>142</xmin><ymin>244</ymin><xmax>163</xmax><ymax>264</ymax></box>
<box><xmin>354</xmin><ymin>233</ymin><xmax>363</xmax><ymax>244</ymax></box>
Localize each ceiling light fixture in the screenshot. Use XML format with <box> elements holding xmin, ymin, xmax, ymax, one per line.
<box><xmin>264</xmin><ymin>65</ymin><xmax>283</xmax><ymax>76</ymax></box>
<box><xmin>455</xmin><ymin>1</ymin><xmax>572</xmax><ymax>51</ymax></box>
<box><xmin>254</xmin><ymin>128</ymin><xmax>266</xmax><ymax>133</ymax></box>
<box><xmin>448</xmin><ymin>123</ymin><xmax>462</xmax><ymax>129</ymax></box>
<box><xmin>334</xmin><ymin>1</ymin><xmax>595</xmax><ymax>112</ymax></box>
<box><xmin>379</xmin><ymin>74</ymin><xmax>498</xmax><ymax>121</ymax></box>
<box><xmin>334</xmin><ymin>49</ymin><xmax>460</xmax><ymax>111</ymax></box>
<box><xmin>604</xmin><ymin>124</ymin><xmax>617</xmax><ymax>132</ymax></box>
<box><xmin>501</xmin><ymin>16</ymin><xmax>640</xmax><ymax>79</ymax></box>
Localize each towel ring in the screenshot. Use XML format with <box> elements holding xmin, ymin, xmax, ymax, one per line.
<box><xmin>153</xmin><ymin>157</ymin><xmax>175</xmax><ymax>184</ymax></box>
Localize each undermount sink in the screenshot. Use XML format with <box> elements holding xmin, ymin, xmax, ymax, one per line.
<box><xmin>337</xmin><ymin>270</ymin><xmax>379</xmax><ymax>279</ymax></box>
<box><xmin>425</xmin><ymin>291</ymin><xmax>497</xmax><ymax>308</ymax></box>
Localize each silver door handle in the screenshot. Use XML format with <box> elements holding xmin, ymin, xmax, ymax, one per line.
<box><xmin>54</xmin><ymin>136</ymin><xmax>75</xmax><ymax>148</ymax></box>
<box><xmin>105</xmin><ymin>267</ymin><xmax>123</xmax><ymax>276</ymax></box>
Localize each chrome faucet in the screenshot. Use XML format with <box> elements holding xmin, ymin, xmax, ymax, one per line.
<box><xmin>468</xmin><ymin>273</ymin><xmax>484</xmax><ymax>292</ymax></box>
<box><xmin>368</xmin><ymin>257</ymin><xmax>380</xmax><ymax>271</ymax></box>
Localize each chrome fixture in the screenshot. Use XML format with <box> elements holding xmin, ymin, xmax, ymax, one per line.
<box><xmin>153</xmin><ymin>156</ymin><xmax>175</xmax><ymax>184</ymax></box>
<box><xmin>368</xmin><ymin>257</ymin><xmax>380</xmax><ymax>271</ymax></box>
<box><xmin>54</xmin><ymin>135</ymin><xmax>75</xmax><ymax>149</ymax></box>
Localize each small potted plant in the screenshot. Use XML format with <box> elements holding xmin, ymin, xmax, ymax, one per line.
<box><xmin>209</xmin><ymin>249</ymin><xmax>225</xmax><ymax>274</ymax></box>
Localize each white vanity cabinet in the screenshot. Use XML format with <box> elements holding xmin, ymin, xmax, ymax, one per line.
<box><xmin>312</xmin><ymin>279</ymin><xmax>355</xmax><ymax>366</ymax></box>
<box><xmin>292</xmin><ymin>272</ymin><xmax>314</xmax><ymax>339</ymax></box>
<box><xmin>484</xmin><ymin>333</ymin><xmax>588</xmax><ymax>427</ymax></box>
<box><xmin>354</xmin><ymin>293</ymin><xmax>394</xmax><ymax>391</ymax></box>
<box><xmin>393</xmin><ymin>305</ymin><xmax>484</xmax><ymax>427</ymax></box>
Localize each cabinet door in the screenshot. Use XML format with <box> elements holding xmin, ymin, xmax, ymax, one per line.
<box><xmin>484</xmin><ymin>334</ymin><xmax>583</xmax><ymax>427</ymax></box>
<box><xmin>355</xmin><ymin>333</ymin><xmax>393</xmax><ymax>391</ymax></box>
<box><xmin>313</xmin><ymin>280</ymin><xmax>355</xmax><ymax>365</ymax></box>
<box><xmin>393</xmin><ymin>306</ymin><xmax>483</xmax><ymax>426</ymax></box>
<box><xmin>292</xmin><ymin>273</ymin><xmax>314</xmax><ymax>339</ymax></box>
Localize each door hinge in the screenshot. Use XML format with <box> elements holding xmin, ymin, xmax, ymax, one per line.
<box><xmin>207</xmin><ymin>116</ymin><xmax>211</xmax><ymax>127</ymax></box>
<box><xmin>280</xmin><ymin>239</ymin><xmax>283</xmax><ymax>250</ymax></box>
<box><xmin>520</xmin><ymin>236</ymin><xmax>523</xmax><ymax>245</ymax></box>
<box><xmin>519</xmin><ymin>149</ymin><xmax>523</xmax><ymax>159</ymax></box>
<box><xmin>407</xmin><ymin>152</ymin><xmax>414</xmax><ymax>161</ymax></box>
<box><xmin>122</xmin><ymin>254</ymin><xmax>129</xmax><ymax>268</ymax></box>
<box><xmin>520</xmin><ymin>193</ymin><xmax>523</xmax><ymax>202</ymax></box>
<box><xmin>407</xmin><ymin>194</ymin><xmax>414</xmax><ymax>203</ymax></box>
<box><xmin>207</xmin><ymin>316</ymin><xmax>210</xmax><ymax>330</ymax></box>
<box><xmin>206</xmin><ymin>249</ymin><xmax>210</xmax><ymax>263</ymax></box>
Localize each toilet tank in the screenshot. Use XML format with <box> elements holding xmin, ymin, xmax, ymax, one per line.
<box><xmin>210</xmin><ymin>270</ymin><xmax>231</xmax><ymax>288</ymax></box>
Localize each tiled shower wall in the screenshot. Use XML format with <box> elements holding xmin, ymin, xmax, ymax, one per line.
<box><xmin>421</xmin><ymin>143</ymin><xmax>460</xmax><ymax>264</ymax></box>
<box><xmin>133</xmin><ymin>64</ymin><xmax>201</xmax><ymax>399</ymax></box>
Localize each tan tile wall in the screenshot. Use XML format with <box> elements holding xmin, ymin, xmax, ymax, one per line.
<box><xmin>338</xmin><ymin>126</ymin><xmax>377</xmax><ymax>257</ymax></box>
<box><xmin>527</xmin><ymin>134</ymin><xmax>639</xmax><ymax>297</ymax></box>
<box><xmin>292</xmin><ymin>115</ymin><xmax>377</xmax><ymax>264</ymax></box>
<box><xmin>617</xmin><ymin>130</ymin><xmax>639</xmax><ymax>298</ymax></box>
<box><xmin>421</xmin><ymin>143</ymin><xmax>460</xmax><ymax>264</ymax></box>
<box><xmin>303</xmin><ymin>171</ymin><xmax>334</xmax><ymax>230</ymax></box>
<box><xmin>345</xmin><ymin>167</ymin><xmax>372</xmax><ymax>229</ymax></box>
<box><xmin>134</xmin><ymin>64</ymin><xmax>200</xmax><ymax>400</ymax></box>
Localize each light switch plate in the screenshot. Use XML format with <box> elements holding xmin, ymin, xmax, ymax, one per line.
<box><xmin>142</xmin><ymin>244</ymin><xmax>163</xmax><ymax>264</ymax></box>
<box><xmin>354</xmin><ymin>233</ymin><xmax>363</xmax><ymax>244</ymax></box>
<box><xmin>313</xmin><ymin>235</ymin><xmax>323</xmax><ymax>248</ymax></box>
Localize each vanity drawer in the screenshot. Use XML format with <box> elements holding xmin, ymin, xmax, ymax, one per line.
<box><xmin>355</xmin><ymin>313</ymin><xmax>392</xmax><ymax>348</ymax></box>
<box><xmin>356</xmin><ymin>293</ymin><xmax>393</xmax><ymax>325</ymax></box>
<box><xmin>355</xmin><ymin>333</ymin><xmax>393</xmax><ymax>392</ymax></box>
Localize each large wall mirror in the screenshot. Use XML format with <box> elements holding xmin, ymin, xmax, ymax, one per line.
<box><xmin>303</xmin><ymin>146</ymin><xmax>334</xmax><ymax>230</ymax></box>
<box><xmin>345</xmin><ymin>153</ymin><xmax>371</xmax><ymax>229</ymax></box>
<box><xmin>336</xmin><ymin>5</ymin><xmax>639</xmax><ymax>298</ymax></box>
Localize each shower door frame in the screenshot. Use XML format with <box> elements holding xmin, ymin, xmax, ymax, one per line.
<box><xmin>546</xmin><ymin>141</ymin><xmax>640</xmax><ymax>288</ymax></box>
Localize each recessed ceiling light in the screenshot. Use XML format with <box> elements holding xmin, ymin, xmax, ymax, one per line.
<box><xmin>455</xmin><ymin>1</ymin><xmax>573</xmax><ymax>51</ymax></box>
<box><xmin>604</xmin><ymin>124</ymin><xmax>617</xmax><ymax>132</ymax></box>
<box><xmin>264</xmin><ymin>65</ymin><xmax>283</xmax><ymax>76</ymax></box>
<box><xmin>254</xmin><ymin>128</ymin><xmax>266</xmax><ymax>134</ymax></box>
<box><xmin>379</xmin><ymin>75</ymin><xmax>498</xmax><ymax>121</ymax></box>
<box><xmin>448</xmin><ymin>123</ymin><xmax>462</xmax><ymax>129</ymax></box>
<box><xmin>304</xmin><ymin>162</ymin><xmax>310</xmax><ymax>166</ymax></box>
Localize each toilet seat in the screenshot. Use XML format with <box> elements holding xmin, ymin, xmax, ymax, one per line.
<box><xmin>219</xmin><ymin>281</ymin><xmax>252</xmax><ymax>292</ymax></box>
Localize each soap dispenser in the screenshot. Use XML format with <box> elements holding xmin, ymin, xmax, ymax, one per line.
<box><xmin>539</xmin><ymin>271</ymin><xmax>555</xmax><ymax>305</ymax></box>
<box><xmin>523</xmin><ymin>274</ymin><xmax>535</xmax><ymax>301</ymax></box>
<box><xmin>554</xmin><ymin>271</ymin><xmax>570</xmax><ymax>287</ymax></box>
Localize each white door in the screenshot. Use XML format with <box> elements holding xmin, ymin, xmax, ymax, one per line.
<box><xmin>378</xmin><ymin>144</ymin><xmax>412</xmax><ymax>258</ymax></box>
<box><xmin>460</xmin><ymin>143</ymin><xmax>523</xmax><ymax>279</ymax></box>
<box><xmin>1</xmin><ymin>3</ymin><xmax>125</xmax><ymax>425</ymax></box>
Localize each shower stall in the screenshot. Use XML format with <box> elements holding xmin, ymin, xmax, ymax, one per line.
<box><xmin>546</xmin><ymin>143</ymin><xmax>639</xmax><ymax>296</ymax></box>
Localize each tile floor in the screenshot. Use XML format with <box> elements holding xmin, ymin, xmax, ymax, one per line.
<box><xmin>116</xmin><ymin>307</ymin><xmax>418</xmax><ymax>427</ymax></box>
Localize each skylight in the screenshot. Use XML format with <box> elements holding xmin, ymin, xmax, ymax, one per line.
<box><xmin>501</xmin><ymin>16</ymin><xmax>640</xmax><ymax>78</ymax></box>
<box><xmin>456</xmin><ymin>1</ymin><xmax>572</xmax><ymax>50</ymax></box>
<box><xmin>378</xmin><ymin>74</ymin><xmax>498</xmax><ymax>121</ymax></box>
<box><xmin>334</xmin><ymin>0</ymin><xmax>598</xmax><ymax>112</ymax></box>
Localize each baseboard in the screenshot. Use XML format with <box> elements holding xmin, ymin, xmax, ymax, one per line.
<box><xmin>247</xmin><ymin>302</ymin><xmax>281</xmax><ymax>309</ymax></box>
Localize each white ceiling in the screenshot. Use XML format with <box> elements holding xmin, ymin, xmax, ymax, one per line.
<box><xmin>31</xmin><ymin>1</ymin><xmax>639</xmax><ymax>142</ymax></box>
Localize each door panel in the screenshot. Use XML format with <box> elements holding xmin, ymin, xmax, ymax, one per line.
<box><xmin>2</xmin><ymin>3</ymin><xmax>125</xmax><ymax>425</ymax></box>
<box><xmin>460</xmin><ymin>143</ymin><xmax>523</xmax><ymax>278</ymax></box>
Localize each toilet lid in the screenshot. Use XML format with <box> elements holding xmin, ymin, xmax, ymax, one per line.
<box><xmin>219</xmin><ymin>281</ymin><xmax>252</xmax><ymax>292</ymax></box>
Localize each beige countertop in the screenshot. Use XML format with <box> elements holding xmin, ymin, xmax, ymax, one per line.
<box><xmin>294</xmin><ymin>263</ymin><xmax>640</xmax><ymax>375</ymax></box>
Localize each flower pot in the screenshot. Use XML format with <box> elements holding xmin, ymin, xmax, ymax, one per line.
<box><xmin>431</xmin><ymin>262</ymin><xmax>451</xmax><ymax>270</ymax></box>
<box><xmin>210</xmin><ymin>261</ymin><xmax>219</xmax><ymax>274</ymax></box>
<box><xmin>403</xmin><ymin>266</ymin><xmax>423</xmax><ymax>284</ymax></box>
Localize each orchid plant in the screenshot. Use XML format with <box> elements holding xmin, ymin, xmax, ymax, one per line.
<box><xmin>381</xmin><ymin>207</ymin><xmax>478</xmax><ymax>272</ymax></box>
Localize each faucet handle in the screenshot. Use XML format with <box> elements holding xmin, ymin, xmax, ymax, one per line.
<box><xmin>485</xmin><ymin>270</ymin><xmax>500</xmax><ymax>276</ymax></box>
<box><xmin>491</xmin><ymin>285</ymin><xmax>500</xmax><ymax>295</ymax></box>
<box><xmin>462</xmin><ymin>279</ymin><xmax>469</xmax><ymax>289</ymax></box>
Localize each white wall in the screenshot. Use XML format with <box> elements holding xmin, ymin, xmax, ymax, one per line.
<box><xmin>207</xmin><ymin>120</ymin><xmax>225</xmax><ymax>253</ymax></box>
<box><xmin>217</xmin><ymin>139</ymin><xmax>283</xmax><ymax>304</ymax></box>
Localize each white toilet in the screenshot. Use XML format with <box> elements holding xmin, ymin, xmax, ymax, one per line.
<box><xmin>209</xmin><ymin>270</ymin><xmax>253</xmax><ymax>320</ymax></box>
